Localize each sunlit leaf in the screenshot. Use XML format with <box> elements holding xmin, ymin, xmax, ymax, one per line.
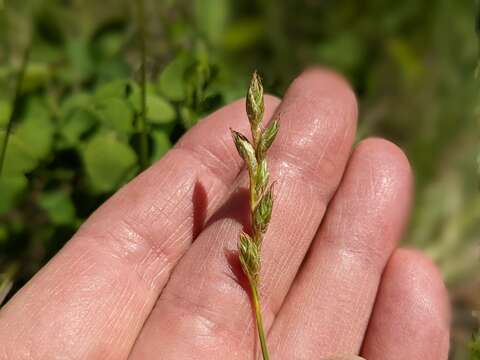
<box><xmin>223</xmin><ymin>18</ymin><xmax>264</xmax><ymax>51</ymax></box>
<box><xmin>94</xmin><ymin>97</ymin><xmax>134</xmax><ymax>134</ymax></box>
<box><xmin>62</xmin><ymin>92</ymin><xmax>91</xmax><ymax>110</ymax></box>
<box><xmin>0</xmin><ymin>174</ymin><xmax>27</xmax><ymax>214</ymax></box>
<box><xmin>21</xmin><ymin>63</ymin><xmax>50</xmax><ymax>92</ymax></box>
<box><xmin>194</xmin><ymin>0</ymin><xmax>230</xmax><ymax>45</ymax></box>
<box><xmin>158</xmin><ymin>53</ymin><xmax>193</xmax><ymax>101</ymax></box>
<box><xmin>82</xmin><ymin>132</ymin><xmax>137</xmax><ymax>193</ymax></box>
<box><xmin>95</xmin><ymin>79</ymin><xmax>132</xmax><ymax>100</ymax></box>
<box><xmin>151</xmin><ymin>130</ymin><xmax>172</xmax><ymax>161</ymax></box>
<box><xmin>130</xmin><ymin>87</ymin><xmax>176</xmax><ymax>124</ymax></box>
<box><xmin>0</xmin><ymin>100</ymin><xmax>54</xmax><ymax>175</ymax></box>
<box><xmin>38</xmin><ymin>190</ymin><xmax>76</xmax><ymax>225</ymax></box>
<box><xmin>180</xmin><ymin>106</ymin><xmax>200</xmax><ymax>129</ymax></box>
<box><xmin>59</xmin><ymin>108</ymin><xmax>97</xmax><ymax>147</ymax></box>
<box><xmin>94</xmin><ymin>32</ymin><xmax>124</xmax><ymax>58</ymax></box>
<box><xmin>315</xmin><ymin>32</ymin><xmax>365</xmax><ymax>75</ymax></box>
<box><xmin>65</xmin><ymin>38</ymin><xmax>94</xmax><ymax>82</ymax></box>
<box><xmin>145</xmin><ymin>94</ymin><xmax>176</xmax><ymax>124</ymax></box>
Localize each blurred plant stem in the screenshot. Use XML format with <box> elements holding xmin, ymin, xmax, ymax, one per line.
<box><xmin>0</xmin><ymin>263</ymin><xmax>19</xmax><ymax>305</ymax></box>
<box><xmin>135</xmin><ymin>0</ymin><xmax>148</xmax><ymax>170</ymax></box>
<box><xmin>0</xmin><ymin>41</ymin><xmax>31</xmax><ymax>176</ymax></box>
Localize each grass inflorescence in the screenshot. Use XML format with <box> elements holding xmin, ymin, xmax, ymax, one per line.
<box><xmin>231</xmin><ymin>71</ymin><xmax>279</xmax><ymax>360</ymax></box>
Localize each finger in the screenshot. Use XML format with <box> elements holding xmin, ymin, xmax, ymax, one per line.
<box><xmin>130</xmin><ymin>68</ymin><xmax>358</xmax><ymax>359</ymax></box>
<box><xmin>361</xmin><ymin>249</ymin><xmax>450</xmax><ymax>360</ymax></box>
<box><xmin>268</xmin><ymin>138</ymin><xmax>413</xmax><ymax>358</ymax></box>
<box><xmin>0</xmin><ymin>97</ymin><xmax>280</xmax><ymax>359</ymax></box>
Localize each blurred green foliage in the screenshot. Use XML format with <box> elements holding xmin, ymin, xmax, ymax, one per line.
<box><xmin>472</xmin><ymin>333</ymin><xmax>480</xmax><ymax>360</ymax></box>
<box><xmin>0</xmin><ymin>0</ymin><xmax>479</xmax><ymax>357</ymax></box>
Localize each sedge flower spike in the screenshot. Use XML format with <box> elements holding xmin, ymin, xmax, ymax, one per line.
<box><xmin>231</xmin><ymin>71</ymin><xmax>279</xmax><ymax>360</ymax></box>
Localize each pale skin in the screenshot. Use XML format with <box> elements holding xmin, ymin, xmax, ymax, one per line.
<box><xmin>0</xmin><ymin>69</ymin><xmax>450</xmax><ymax>359</ymax></box>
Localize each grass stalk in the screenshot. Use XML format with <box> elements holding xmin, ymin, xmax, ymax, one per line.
<box><xmin>0</xmin><ymin>42</ymin><xmax>31</xmax><ymax>176</ymax></box>
<box><xmin>251</xmin><ymin>283</ymin><xmax>270</xmax><ymax>360</ymax></box>
<box><xmin>135</xmin><ymin>0</ymin><xmax>148</xmax><ymax>170</ymax></box>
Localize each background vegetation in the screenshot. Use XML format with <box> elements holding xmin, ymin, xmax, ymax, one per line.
<box><xmin>0</xmin><ymin>0</ymin><xmax>479</xmax><ymax>358</ymax></box>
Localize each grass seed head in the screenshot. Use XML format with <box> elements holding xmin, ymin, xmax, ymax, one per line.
<box><xmin>246</xmin><ymin>71</ymin><xmax>265</xmax><ymax>129</ymax></box>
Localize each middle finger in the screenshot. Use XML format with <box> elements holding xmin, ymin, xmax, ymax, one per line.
<box><xmin>130</xmin><ymin>69</ymin><xmax>358</xmax><ymax>359</ymax></box>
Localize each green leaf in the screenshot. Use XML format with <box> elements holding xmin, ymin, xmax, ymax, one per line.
<box><xmin>158</xmin><ymin>53</ymin><xmax>193</xmax><ymax>101</ymax></box>
<box><xmin>315</xmin><ymin>32</ymin><xmax>365</xmax><ymax>76</ymax></box>
<box><xmin>0</xmin><ymin>101</ymin><xmax>54</xmax><ymax>175</ymax></box>
<box><xmin>194</xmin><ymin>0</ymin><xmax>230</xmax><ymax>45</ymax></box>
<box><xmin>387</xmin><ymin>38</ymin><xmax>423</xmax><ymax>85</ymax></box>
<box><xmin>95</xmin><ymin>79</ymin><xmax>131</xmax><ymax>100</ymax></box>
<box><xmin>471</xmin><ymin>325</ymin><xmax>480</xmax><ymax>360</ymax></box>
<box><xmin>0</xmin><ymin>174</ymin><xmax>27</xmax><ymax>215</ymax></box>
<box><xmin>184</xmin><ymin>58</ymin><xmax>213</xmax><ymax>108</ymax></box>
<box><xmin>65</xmin><ymin>38</ymin><xmax>94</xmax><ymax>82</ymax></box>
<box><xmin>94</xmin><ymin>97</ymin><xmax>134</xmax><ymax>134</ymax></box>
<box><xmin>0</xmin><ymin>133</ymin><xmax>38</xmax><ymax>175</ymax></box>
<box><xmin>179</xmin><ymin>106</ymin><xmax>201</xmax><ymax>129</ymax></box>
<box><xmin>130</xmin><ymin>88</ymin><xmax>176</xmax><ymax>124</ymax></box>
<box><xmin>61</xmin><ymin>93</ymin><xmax>92</xmax><ymax>113</ymax></box>
<box><xmin>38</xmin><ymin>190</ymin><xmax>76</xmax><ymax>225</ymax></box>
<box><xmin>95</xmin><ymin>32</ymin><xmax>123</xmax><ymax>58</ymax></box>
<box><xmin>59</xmin><ymin>108</ymin><xmax>97</xmax><ymax>147</ymax></box>
<box><xmin>21</xmin><ymin>63</ymin><xmax>50</xmax><ymax>92</ymax></box>
<box><xmin>223</xmin><ymin>18</ymin><xmax>265</xmax><ymax>51</ymax></box>
<box><xmin>82</xmin><ymin>132</ymin><xmax>137</xmax><ymax>193</ymax></box>
<box><xmin>151</xmin><ymin>130</ymin><xmax>172</xmax><ymax>162</ymax></box>
<box><xmin>14</xmin><ymin>111</ymin><xmax>54</xmax><ymax>159</ymax></box>
<box><xmin>146</xmin><ymin>94</ymin><xmax>176</xmax><ymax>124</ymax></box>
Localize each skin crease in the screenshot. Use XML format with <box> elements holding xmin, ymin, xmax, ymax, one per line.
<box><xmin>0</xmin><ymin>68</ymin><xmax>450</xmax><ymax>360</ymax></box>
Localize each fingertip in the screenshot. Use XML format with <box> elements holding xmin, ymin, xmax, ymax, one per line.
<box><xmin>362</xmin><ymin>248</ymin><xmax>450</xmax><ymax>360</ymax></box>
<box><xmin>386</xmin><ymin>248</ymin><xmax>451</xmax><ymax>328</ymax></box>
<box><xmin>354</xmin><ymin>138</ymin><xmax>413</xmax><ymax>200</ymax></box>
<box><xmin>290</xmin><ymin>67</ymin><xmax>358</xmax><ymax>120</ymax></box>
<box><xmin>267</xmin><ymin>67</ymin><xmax>358</xmax><ymax>194</ymax></box>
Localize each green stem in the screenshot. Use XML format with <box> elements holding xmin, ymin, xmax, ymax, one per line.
<box><xmin>0</xmin><ymin>42</ymin><xmax>30</xmax><ymax>176</ymax></box>
<box><xmin>0</xmin><ymin>263</ymin><xmax>19</xmax><ymax>305</ymax></box>
<box><xmin>251</xmin><ymin>282</ymin><xmax>270</xmax><ymax>360</ymax></box>
<box><xmin>136</xmin><ymin>0</ymin><xmax>148</xmax><ymax>170</ymax></box>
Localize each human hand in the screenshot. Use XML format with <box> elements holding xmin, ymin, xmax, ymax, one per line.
<box><xmin>0</xmin><ymin>69</ymin><xmax>449</xmax><ymax>359</ymax></box>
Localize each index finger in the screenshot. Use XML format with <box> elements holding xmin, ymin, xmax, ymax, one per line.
<box><xmin>0</xmin><ymin>96</ymin><xmax>280</xmax><ymax>359</ymax></box>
